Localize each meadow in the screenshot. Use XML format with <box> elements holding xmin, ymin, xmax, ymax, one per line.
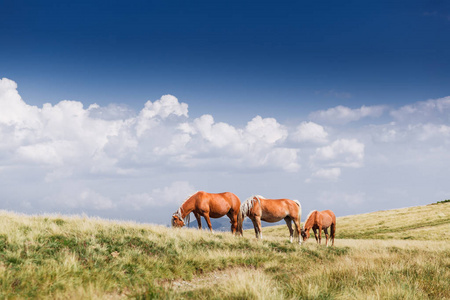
<box><xmin>0</xmin><ymin>202</ymin><xmax>449</xmax><ymax>299</ymax></box>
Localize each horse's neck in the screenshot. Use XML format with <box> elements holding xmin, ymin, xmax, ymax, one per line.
<box><xmin>180</xmin><ymin>195</ymin><xmax>196</xmax><ymax>217</ymax></box>
<box><xmin>305</xmin><ymin>211</ymin><xmax>317</xmax><ymax>229</ymax></box>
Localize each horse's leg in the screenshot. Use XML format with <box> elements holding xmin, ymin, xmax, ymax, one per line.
<box><xmin>255</xmin><ymin>216</ymin><xmax>263</xmax><ymax>239</ymax></box>
<box><xmin>227</xmin><ymin>211</ymin><xmax>238</xmax><ymax>235</ymax></box>
<box><xmin>284</xmin><ymin>217</ymin><xmax>294</xmax><ymax>243</ymax></box>
<box><xmin>324</xmin><ymin>227</ymin><xmax>329</xmax><ymax>247</ymax></box>
<box><xmin>331</xmin><ymin>223</ymin><xmax>336</xmax><ymax>246</ymax></box>
<box><xmin>251</xmin><ymin>218</ymin><xmax>259</xmax><ymax>238</ymax></box>
<box><xmin>293</xmin><ymin>218</ymin><xmax>301</xmax><ymax>245</ymax></box>
<box><xmin>313</xmin><ymin>228</ymin><xmax>319</xmax><ymax>243</ymax></box>
<box><xmin>203</xmin><ymin>213</ymin><xmax>214</xmax><ymax>232</ymax></box>
<box><xmin>318</xmin><ymin>226</ymin><xmax>322</xmax><ymax>244</ymax></box>
<box><xmin>194</xmin><ymin>212</ymin><xmax>202</xmax><ymax>230</ymax></box>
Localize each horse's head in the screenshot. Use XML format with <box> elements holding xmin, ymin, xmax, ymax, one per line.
<box><xmin>301</xmin><ymin>228</ymin><xmax>309</xmax><ymax>241</ymax></box>
<box><xmin>171</xmin><ymin>214</ymin><xmax>185</xmax><ymax>228</ymax></box>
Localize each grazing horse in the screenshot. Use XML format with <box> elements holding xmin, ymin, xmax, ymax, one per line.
<box><xmin>237</xmin><ymin>195</ymin><xmax>302</xmax><ymax>244</ymax></box>
<box><xmin>171</xmin><ymin>191</ymin><xmax>241</xmax><ymax>234</ymax></box>
<box><xmin>301</xmin><ymin>210</ymin><xmax>336</xmax><ymax>246</ymax></box>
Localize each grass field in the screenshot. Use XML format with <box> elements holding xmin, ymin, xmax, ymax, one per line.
<box><xmin>0</xmin><ymin>202</ymin><xmax>449</xmax><ymax>299</ymax></box>
<box><xmin>263</xmin><ymin>201</ymin><xmax>450</xmax><ymax>241</ymax></box>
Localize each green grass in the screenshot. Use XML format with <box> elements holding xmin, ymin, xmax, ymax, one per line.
<box><xmin>436</xmin><ymin>199</ymin><xmax>450</xmax><ymax>204</ymax></box>
<box><xmin>0</xmin><ymin>203</ymin><xmax>449</xmax><ymax>299</ymax></box>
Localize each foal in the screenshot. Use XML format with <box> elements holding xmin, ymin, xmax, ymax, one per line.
<box><xmin>301</xmin><ymin>210</ymin><xmax>336</xmax><ymax>246</ymax></box>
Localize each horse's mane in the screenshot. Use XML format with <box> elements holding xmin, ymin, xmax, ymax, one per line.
<box><xmin>174</xmin><ymin>191</ymin><xmax>199</xmax><ymax>226</ymax></box>
<box><xmin>303</xmin><ymin>210</ymin><xmax>318</xmax><ymax>229</ymax></box>
<box><xmin>239</xmin><ymin>195</ymin><xmax>264</xmax><ymax>219</ymax></box>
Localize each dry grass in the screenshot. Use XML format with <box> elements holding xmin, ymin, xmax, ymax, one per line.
<box><xmin>263</xmin><ymin>202</ymin><xmax>450</xmax><ymax>241</ymax></box>
<box><xmin>337</xmin><ymin>203</ymin><xmax>450</xmax><ymax>240</ymax></box>
<box><xmin>0</xmin><ymin>203</ymin><xmax>449</xmax><ymax>299</ymax></box>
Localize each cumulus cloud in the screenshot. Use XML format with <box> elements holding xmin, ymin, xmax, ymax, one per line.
<box><xmin>245</xmin><ymin>115</ymin><xmax>287</xmax><ymax>144</ymax></box>
<box><xmin>309</xmin><ymin>105</ymin><xmax>386</xmax><ymax>124</ymax></box>
<box><xmin>3</xmin><ymin>77</ymin><xmax>450</xmax><ymax>223</ymax></box>
<box><xmin>291</xmin><ymin>121</ymin><xmax>328</xmax><ymax>144</ymax></box>
<box><xmin>311</xmin><ymin>139</ymin><xmax>365</xmax><ymax>168</ymax></box>
<box><xmin>0</xmin><ymin>77</ymin><xmax>300</xmax><ymax>186</ymax></box>
<box><xmin>177</xmin><ymin>114</ymin><xmax>298</xmax><ymax>171</ymax></box>
<box><xmin>136</xmin><ymin>94</ymin><xmax>188</xmax><ymax>136</ymax></box>
<box><xmin>0</xmin><ymin>78</ymin><xmax>41</xmax><ymax>127</ymax></box>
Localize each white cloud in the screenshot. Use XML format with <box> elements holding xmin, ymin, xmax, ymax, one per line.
<box><xmin>244</xmin><ymin>115</ymin><xmax>287</xmax><ymax>144</ymax></box>
<box><xmin>3</xmin><ymin>77</ymin><xmax>450</xmax><ymax>224</ymax></box>
<box><xmin>0</xmin><ymin>78</ymin><xmax>41</xmax><ymax>128</ymax></box>
<box><xmin>175</xmin><ymin>114</ymin><xmax>298</xmax><ymax>171</ymax></box>
<box><xmin>312</xmin><ymin>139</ymin><xmax>365</xmax><ymax>168</ymax></box>
<box><xmin>310</xmin><ymin>105</ymin><xmax>385</xmax><ymax>124</ymax></box>
<box><xmin>0</xmin><ymin>78</ymin><xmax>301</xmax><ymax>186</ymax></box>
<box><xmin>88</xmin><ymin>103</ymin><xmax>135</xmax><ymax>120</ymax></box>
<box><xmin>391</xmin><ymin>96</ymin><xmax>450</xmax><ymax>123</ymax></box>
<box><xmin>136</xmin><ymin>94</ymin><xmax>188</xmax><ymax>136</ymax></box>
<box><xmin>291</xmin><ymin>121</ymin><xmax>328</xmax><ymax>144</ymax></box>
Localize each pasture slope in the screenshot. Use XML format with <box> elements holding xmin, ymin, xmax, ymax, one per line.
<box><xmin>0</xmin><ymin>202</ymin><xmax>449</xmax><ymax>299</ymax></box>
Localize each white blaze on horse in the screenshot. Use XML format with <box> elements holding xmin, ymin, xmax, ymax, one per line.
<box><xmin>171</xmin><ymin>191</ymin><xmax>241</xmax><ymax>234</ymax></box>
<box><xmin>301</xmin><ymin>210</ymin><xmax>336</xmax><ymax>246</ymax></box>
<box><xmin>237</xmin><ymin>195</ymin><xmax>302</xmax><ymax>244</ymax></box>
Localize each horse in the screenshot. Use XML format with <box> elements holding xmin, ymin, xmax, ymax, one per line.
<box><xmin>237</xmin><ymin>195</ymin><xmax>302</xmax><ymax>244</ymax></box>
<box><xmin>301</xmin><ymin>210</ymin><xmax>336</xmax><ymax>246</ymax></box>
<box><xmin>171</xmin><ymin>191</ymin><xmax>241</xmax><ymax>234</ymax></box>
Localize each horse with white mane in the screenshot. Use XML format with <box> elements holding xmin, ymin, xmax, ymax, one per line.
<box><xmin>171</xmin><ymin>191</ymin><xmax>241</xmax><ymax>234</ymax></box>
<box><xmin>237</xmin><ymin>195</ymin><xmax>302</xmax><ymax>244</ymax></box>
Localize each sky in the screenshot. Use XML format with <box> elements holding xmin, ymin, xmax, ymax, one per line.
<box><xmin>1</xmin><ymin>0</ymin><xmax>450</xmax><ymax>226</ymax></box>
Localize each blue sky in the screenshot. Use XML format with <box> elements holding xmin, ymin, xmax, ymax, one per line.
<box><xmin>2</xmin><ymin>1</ymin><xmax>449</xmax><ymax>119</ymax></box>
<box><xmin>1</xmin><ymin>0</ymin><xmax>450</xmax><ymax>225</ymax></box>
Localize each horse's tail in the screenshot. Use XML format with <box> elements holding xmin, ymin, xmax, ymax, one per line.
<box><xmin>293</xmin><ymin>200</ymin><xmax>302</xmax><ymax>239</ymax></box>
<box><xmin>185</xmin><ymin>212</ymin><xmax>191</xmax><ymax>227</ymax></box>
<box><xmin>237</xmin><ymin>196</ymin><xmax>258</xmax><ymax>235</ymax></box>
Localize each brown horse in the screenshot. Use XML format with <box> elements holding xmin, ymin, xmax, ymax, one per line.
<box><xmin>171</xmin><ymin>191</ymin><xmax>241</xmax><ymax>234</ymax></box>
<box><xmin>301</xmin><ymin>210</ymin><xmax>336</xmax><ymax>246</ymax></box>
<box><xmin>237</xmin><ymin>195</ymin><xmax>302</xmax><ymax>244</ymax></box>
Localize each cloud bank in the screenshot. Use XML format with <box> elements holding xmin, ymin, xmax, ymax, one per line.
<box><xmin>1</xmin><ymin>77</ymin><xmax>449</xmax><ymax>224</ymax></box>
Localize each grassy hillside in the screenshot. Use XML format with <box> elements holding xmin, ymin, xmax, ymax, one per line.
<box><xmin>263</xmin><ymin>202</ymin><xmax>450</xmax><ymax>241</ymax></box>
<box><xmin>0</xmin><ymin>203</ymin><xmax>449</xmax><ymax>299</ymax></box>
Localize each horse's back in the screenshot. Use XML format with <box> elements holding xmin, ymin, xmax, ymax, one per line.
<box><xmin>321</xmin><ymin>210</ymin><xmax>336</xmax><ymax>220</ymax></box>
<box><xmin>320</xmin><ymin>210</ymin><xmax>336</xmax><ymax>227</ymax></box>
<box><xmin>196</xmin><ymin>191</ymin><xmax>240</xmax><ymax>216</ymax></box>
<box><xmin>260</xmin><ymin>198</ymin><xmax>300</xmax><ymax>222</ymax></box>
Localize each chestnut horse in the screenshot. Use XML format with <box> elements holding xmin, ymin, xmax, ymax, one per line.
<box><xmin>301</xmin><ymin>210</ymin><xmax>336</xmax><ymax>246</ymax></box>
<box><xmin>171</xmin><ymin>191</ymin><xmax>241</xmax><ymax>234</ymax></box>
<box><xmin>237</xmin><ymin>195</ymin><xmax>302</xmax><ymax>244</ymax></box>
